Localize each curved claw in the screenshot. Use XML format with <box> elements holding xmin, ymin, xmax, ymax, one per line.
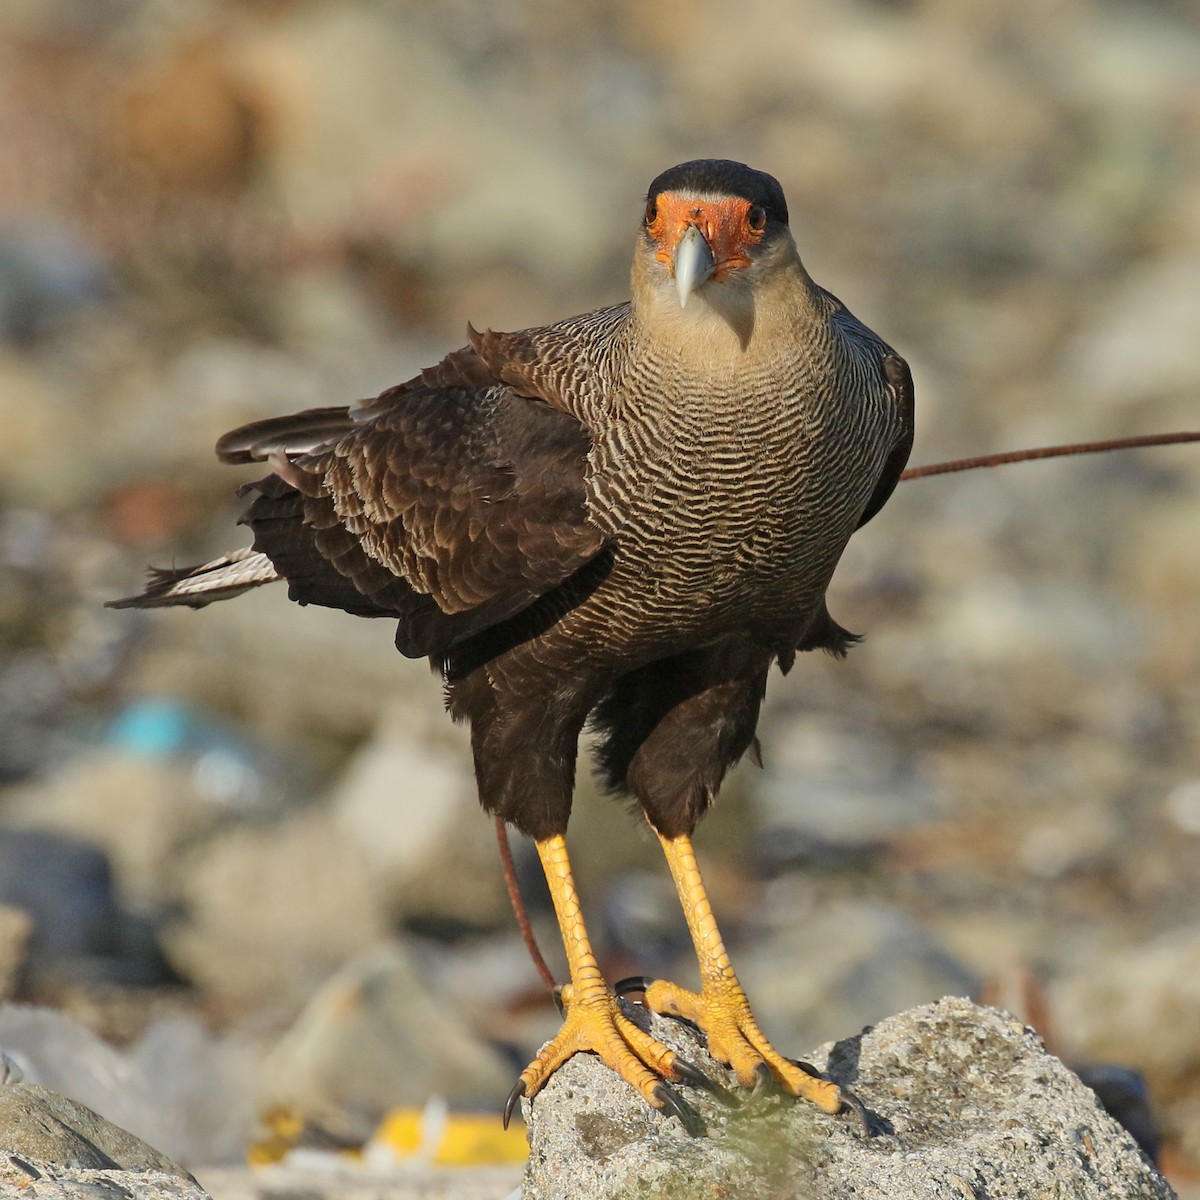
<box><xmin>747</xmin><ymin>1061</ymin><xmax>776</xmax><ymax>1103</ymax></box>
<box><xmin>613</xmin><ymin>975</ymin><xmax>656</xmax><ymax>998</ymax></box>
<box><xmin>786</xmin><ymin>1057</ymin><xmax>871</xmax><ymax>1134</ymax></box>
<box><xmin>653</xmin><ymin>1082</ymin><xmax>705</xmax><ymax>1137</ymax></box>
<box><xmin>502</xmin><ymin>1078</ymin><xmax>526</xmax><ymax>1130</ymax></box>
<box><xmin>838</xmin><ymin>1084</ymin><xmax>872</xmax><ymax>1136</ymax></box>
<box><xmin>672</xmin><ymin>1057</ymin><xmax>737</xmax><ymax>1107</ymax></box>
<box><xmin>551</xmin><ymin>985</ymin><xmax>566</xmax><ymax>1017</ymax></box>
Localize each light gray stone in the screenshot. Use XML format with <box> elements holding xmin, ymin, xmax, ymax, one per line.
<box><xmin>520</xmin><ymin>997</ymin><xmax>1173</xmax><ymax>1199</ymax></box>
<box><xmin>0</xmin><ymin>906</ymin><xmax>30</xmax><ymax>1001</ymax></box>
<box><xmin>0</xmin><ymin>1003</ymin><xmax>262</xmax><ymax>1169</ymax></box>
<box><xmin>162</xmin><ymin>806</ymin><xmax>389</xmax><ymax>1003</ymax></box>
<box><xmin>756</xmin><ymin>718</ymin><xmax>939</xmax><ymax>854</ymax></box>
<box><xmin>262</xmin><ymin>942</ymin><xmax>515</xmax><ymax>1142</ymax></box>
<box><xmin>1052</xmin><ymin>925</ymin><xmax>1200</xmax><ymax>1106</ymax></box>
<box><xmin>196</xmin><ymin>1161</ymin><xmax>521</xmax><ymax>1200</ymax></box>
<box><xmin>0</xmin><ymin>1005</ymin><xmax>174</xmax><ymax>1156</ymax></box>
<box><xmin>737</xmin><ymin>899</ymin><xmax>978</xmax><ymax>1054</ymax></box>
<box><xmin>328</xmin><ymin>713</ymin><xmax>506</xmax><ymax>928</ymax></box>
<box><xmin>0</xmin><ymin>1080</ymin><xmax>193</xmax><ymax>1178</ymax></box>
<box><xmin>0</xmin><ymin>1155</ymin><xmax>211</xmax><ymax>1200</ymax></box>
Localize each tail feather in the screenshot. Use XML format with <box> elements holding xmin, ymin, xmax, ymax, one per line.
<box><xmin>107</xmin><ymin>547</ymin><xmax>281</xmax><ymax>610</ymax></box>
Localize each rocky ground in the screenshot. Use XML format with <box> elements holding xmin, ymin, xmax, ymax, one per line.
<box><xmin>0</xmin><ymin>1000</ymin><xmax>1177</xmax><ymax>1199</ymax></box>
<box><xmin>521</xmin><ymin>999</ymin><xmax>1173</xmax><ymax>1200</ymax></box>
<box><xmin>0</xmin><ymin>0</ymin><xmax>1198</xmax><ymax>1194</ymax></box>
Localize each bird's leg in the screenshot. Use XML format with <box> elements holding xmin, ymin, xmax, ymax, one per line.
<box><xmin>643</xmin><ymin>828</ymin><xmax>847</xmax><ymax>1116</ymax></box>
<box><xmin>506</xmin><ymin>833</ymin><xmax>705</xmax><ymax>1131</ymax></box>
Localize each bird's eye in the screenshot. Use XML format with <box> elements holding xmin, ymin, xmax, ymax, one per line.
<box><xmin>747</xmin><ymin>204</ymin><xmax>767</xmax><ymax>232</ymax></box>
<box><xmin>645</xmin><ymin>199</ymin><xmax>658</xmax><ymax>226</ymax></box>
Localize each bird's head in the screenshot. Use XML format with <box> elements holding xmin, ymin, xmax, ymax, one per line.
<box><xmin>635</xmin><ymin>160</ymin><xmax>797</xmax><ymax>324</ymax></box>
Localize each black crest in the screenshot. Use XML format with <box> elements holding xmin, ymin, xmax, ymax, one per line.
<box><xmin>646</xmin><ymin>160</ymin><xmax>789</xmax><ymax>226</ymax></box>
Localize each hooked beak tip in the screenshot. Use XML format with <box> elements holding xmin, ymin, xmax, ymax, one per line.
<box><xmin>673</xmin><ymin>225</ymin><xmax>715</xmax><ymax>309</ymax></box>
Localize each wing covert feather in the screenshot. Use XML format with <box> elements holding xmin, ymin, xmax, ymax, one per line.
<box><xmin>235</xmin><ymin>340</ymin><xmax>608</xmax><ymax>658</ymax></box>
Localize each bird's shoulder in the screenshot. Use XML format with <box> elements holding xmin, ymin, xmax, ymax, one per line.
<box><xmin>816</xmin><ymin>289</ymin><xmax>898</xmax><ymax>367</ymax></box>
<box><xmin>826</xmin><ymin>300</ymin><xmax>915</xmax><ymax>529</ymax></box>
<box><xmin>466</xmin><ymin>300</ymin><xmax>632</xmax><ymax>423</ymax></box>
<box><xmin>810</xmin><ymin>288</ymin><xmax>912</xmax><ymax>418</ymax></box>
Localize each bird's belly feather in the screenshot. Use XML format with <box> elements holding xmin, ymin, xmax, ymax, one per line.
<box><xmin>576</xmin><ymin>412</ymin><xmax>894</xmax><ymax>656</ymax></box>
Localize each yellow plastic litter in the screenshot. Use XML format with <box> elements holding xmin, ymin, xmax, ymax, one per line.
<box><xmin>373</xmin><ymin>1106</ymin><xmax>529</xmax><ymax>1166</ymax></box>
<box><xmin>247</xmin><ymin>1106</ymin><xmax>365</xmax><ymax>1166</ymax></box>
<box><xmin>247</xmin><ymin>1107</ymin><xmax>308</xmax><ymax>1166</ymax></box>
<box><xmin>372</xmin><ymin>1108</ymin><xmax>424</xmax><ymax>1158</ymax></box>
<box><xmin>431</xmin><ymin>1113</ymin><xmax>529</xmax><ymax>1166</ymax></box>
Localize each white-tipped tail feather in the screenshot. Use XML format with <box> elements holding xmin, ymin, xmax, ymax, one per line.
<box><xmin>107</xmin><ymin>547</ymin><xmax>281</xmax><ymax>610</ymax></box>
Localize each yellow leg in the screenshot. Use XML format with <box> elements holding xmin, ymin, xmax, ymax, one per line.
<box><xmin>645</xmin><ymin>829</ymin><xmax>846</xmax><ymax>1116</ymax></box>
<box><xmin>507</xmin><ymin>835</ymin><xmax>703</xmax><ymax>1130</ymax></box>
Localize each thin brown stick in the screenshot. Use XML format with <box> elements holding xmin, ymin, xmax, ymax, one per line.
<box><xmin>499</xmin><ymin>427</ymin><xmax>1200</xmax><ymax>995</ymax></box>
<box><xmin>495</xmin><ymin>814</ymin><xmax>558</xmax><ymax>992</ymax></box>
<box><xmin>900</xmin><ymin>431</ymin><xmax>1200</xmax><ymax>480</ymax></box>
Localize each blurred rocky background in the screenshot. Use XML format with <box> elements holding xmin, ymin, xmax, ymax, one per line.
<box><xmin>0</xmin><ymin>0</ymin><xmax>1197</xmax><ymax>1194</ymax></box>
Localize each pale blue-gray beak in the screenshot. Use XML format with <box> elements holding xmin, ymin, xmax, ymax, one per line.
<box><xmin>673</xmin><ymin>224</ymin><xmax>715</xmax><ymax>308</ymax></box>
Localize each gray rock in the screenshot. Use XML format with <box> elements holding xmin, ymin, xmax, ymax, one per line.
<box><xmin>0</xmin><ymin>1003</ymin><xmax>263</xmax><ymax>1169</ymax></box>
<box><xmin>1051</xmin><ymin>924</ymin><xmax>1200</xmax><ymax>1112</ymax></box>
<box><xmin>0</xmin><ymin>1156</ymin><xmax>211</xmax><ymax>1200</ymax></box>
<box><xmin>0</xmin><ymin>1004</ymin><xmax>171</xmax><ymax>1155</ymax></box>
<box><xmin>127</xmin><ymin>1013</ymin><xmax>263</xmax><ymax>1168</ymax></box>
<box><xmin>0</xmin><ymin>1079</ymin><xmax>193</xmax><ymax>1178</ymax></box>
<box><xmin>0</xmin><ymin>220</ymin><xmax>110</xmax><ymax>343</ymax></box>
<box><xmin>195</xmin><ymin>1161</ymin><xmax>521</xmax><ymax>1200</ymax></box>
<box><xmin>262</xmin><ymin>942</ymin><xmax>515</xmax><ymax>1143</ymax></box>
<box><xmin>754</xmin><ymin>718</ymin><xmax>940</xmax><ymax>863</ymax></box>
<box><xmin>162</xmin><ymin>806</ymin><xmax>388</xmax><ymax>1003</ymax></box>
<box><xmin>736</xmin><ymin>897</ymin><xmax>978</xmax><ymax>1053</ymax></box>
<box><xmin>521</xmin><ymin>997</ymin><xmax>1173</xmax><ymax>1200</ymax></box>
<box><xmin>0</xmin><ymin>828</ymin><xmax>170</xmax><ymax>987</ymax></box>
<box><xmin>1060</xmin><ymin>253</ymin><xmax>1200</xmax><ymax>408</ymax></box>
<box><xmin>328</xmin><ymin>714</ymin><xmax>505</xmax><ymax>929</ymax></box>
<box><xmin>0</xmin><ymin>906</ymin><xmax>30</xmax><ymax>1001</ymax></box>
<box><xmin>0</xmin><ymin>830</ymin><xmax>118</xmax><ymax>970</ymax></box>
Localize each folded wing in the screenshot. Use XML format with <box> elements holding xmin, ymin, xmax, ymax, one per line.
<box><xmin>220</xmin><ymin>338</ymin><xmax>609</xmax><ymax>665</ymax></box>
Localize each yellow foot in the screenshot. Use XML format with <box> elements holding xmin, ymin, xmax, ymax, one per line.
<box><xmin>625</xmin><ymin>974</ymin><xmax>860</xmax><ymax>1123</ymax></box>
<box><xmin>504</xmin><ymin>983</ymin><xmax>711</xmax><ymax>1135</ymax></box>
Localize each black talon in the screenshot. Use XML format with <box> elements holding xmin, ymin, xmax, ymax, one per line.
<box><xmin>551</xmin><ymin>985</ymin><xmax>566</xmax><ymax>1016</ymax></box>
<box><xmin>787</xmin><ymin>1057</ymin><xmax>871</xmax><ymax>1133</ymax></box>
<box><xmin>672</xmin><ymin>1057</ymin><xmax>737</xmax><ymax>1107</ymax></box>
<box><xmin>653</xmin><ymin>1082</ymin><xmax>705</xmax><ymax>1137</ymax></box>
<box><xmin>503</xmin><ymin>1079</ymin><xmax>526</xmax><ymax>1130</ymax></box>
<box><xmin>838</xmin><ymin>1085</ymin><xmax>872</xmax><ymax>1136</ymax></box>
<box><xmin>613</xmin><ymin>975</ymin><xmax>656</xmax><ymax>997</ymax></box>
<box><xmin>747</xmin><ymin>1061</ymin><xmax>775</xmax><ymax>1102</ymax></box>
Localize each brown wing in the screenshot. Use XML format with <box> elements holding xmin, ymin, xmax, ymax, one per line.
<box><xmin>791</xmin><ymin>348</ymin><xmax>914</xmax><ymax>663</ymax></box>
<box><xmin>856</xmin><ymin>351</ymin><xmax>915</xmax><ymax>529</ymax></box>
<box><xmin>221</xmin><ymin>339</ymin><xmax>609</xmax><ymax>662</ymax></box>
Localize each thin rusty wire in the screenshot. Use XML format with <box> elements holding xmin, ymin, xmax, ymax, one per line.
<box><xmin>495</xmin><ymin>814</ymin><xmax>557</xmax><ymax>992</ymax></box>
<box><xmin>900</xmin><ymin>431</ymin><xmax>1200</xmax><ymax>480</ymax></box>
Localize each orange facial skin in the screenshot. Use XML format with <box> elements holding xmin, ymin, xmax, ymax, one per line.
<box><xmin>645</xmin><ymin>193</ymin><xmax>767</xmax><ymax>281</ymax></box>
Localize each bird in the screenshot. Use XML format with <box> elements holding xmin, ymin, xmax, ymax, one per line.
<box><xmin>110</xmin><ymin>158</ymin><xmax>914</xmax><ymax>1134</ymax></box>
